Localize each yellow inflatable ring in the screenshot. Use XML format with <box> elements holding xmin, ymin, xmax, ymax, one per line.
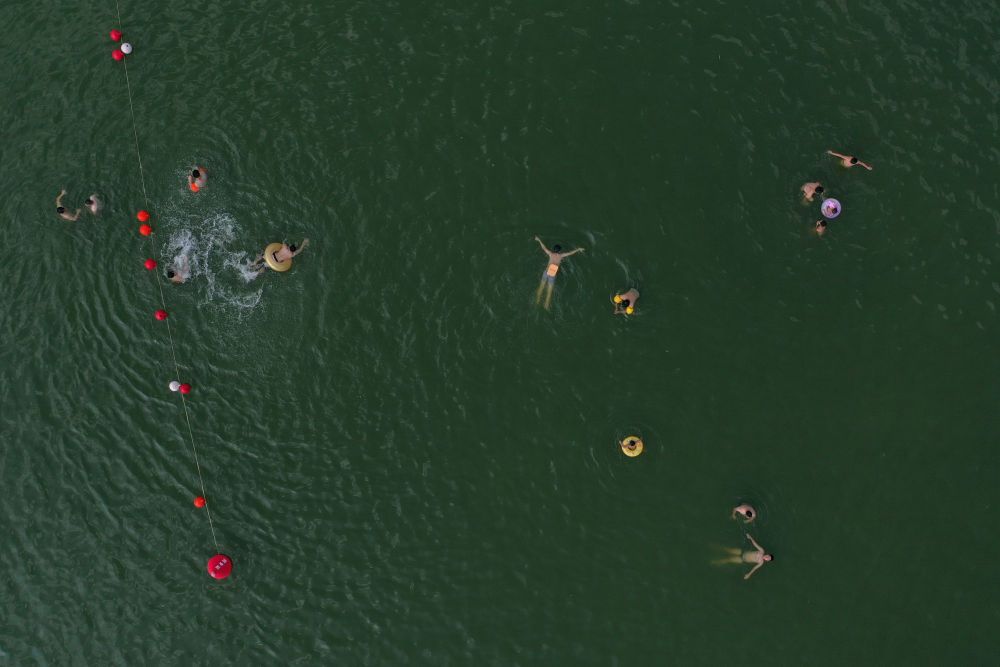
<box><xmin>263</xmin><ymin>243</ymin><xmax>292</xmax><ymax>272</ymax></box>
<box><xmin>620</xmin><ymin>436</ymin><xmax>644</xmax><ymax>457</ymax></box>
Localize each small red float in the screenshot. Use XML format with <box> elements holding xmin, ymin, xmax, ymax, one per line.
<box><xmin>154</xmin><ymin>309</ymin><xmax>168</xmax><ymax>321</ymax></box>
<box><xmin>139</xmin><ymin>223</ymin><xmax>153</xmax><ymax>236</ymax></box>
<box><xmin>112</xmin><ymin>48</ymin><xmax>124</xmax><ymax>61</ymax></box>
<box><xmin>136</xmin><ymin>210</ymin><xmax>150</xmax><ymax>222</ymax></box>
<box><xmin>144</xmin><ymin>258</ymin><xmax>157</xmax><ymax>270</ymax></box>
<box><xmin>179</xmin><ymin>383</ymin><xmax>192</xmax><ymax>395</ymax></box>
<box><xmin>189</xmin><ymin>182</ymin><xmax>200</xmax><ymax>193</ymax></box>
<box><xmin>207</xmin><ymin>554</ymin><xmax>233</xmax><ymax>580</ymax></box>
<box><xmin>110</xmin><ymin>29</ymin><xmax>122</xmax><ymax>41</ymax></box>
<box><xmin>193</xmin><ymin>496</ymin><xmax>206</xmax><ymax>508</ymax></box>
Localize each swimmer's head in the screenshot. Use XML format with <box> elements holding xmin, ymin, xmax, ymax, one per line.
<box><xmin>816</xmin><ymin>220</ymin><xmax>828</xmax><ymax>229</ymax></box>
<box><xmin>85</xmin><ymin>198</ymin><xmax>93</xmax><ymax>205</ymax></box>
<box><xmin>192</xmin><ymin>169</ymin><xmax>201</xmax><ymax>178</ymax></box>
<box><xmin>746</xmin><ymin>510</ymin><xmax>754</xmax><ymax>518</ymax></box>
<box><xmin>166</xmin><ymin>270</ymin><xmax>176</xmax><ymax>279</ymax></box>
<box><xmin>849</xmin><ymin>157</ymin><xmax>858</xmax><ymax>165</ymax></box>
<box><xmin>621</xmin><ymin>299</ymin><xmax>630</xmax><ymax>307</ymax></box>
<box><xmin>763</xmin><ymin>554</ymin><xmax>773</xmax><ymax>562</ymax></box>
<box><xmin>552</xmin><ymin>244</ymin><xmax>562</xmax><ymax>252</ymax></box>
<box><xmin>815</xmin><ymin>186</ymin><xmax>824</xmax><ymax>194</ymax></box>
<box><xmin>56</xmin><ymin>206</ymin><xmax>65</xmax><ymax>213</ymax></box>
<box><xmin>289</xmin><ymin>244</ymin><xmax>297</xmax><ymax>252</ymax></box>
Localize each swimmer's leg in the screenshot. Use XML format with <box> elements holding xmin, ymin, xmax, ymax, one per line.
<box><xmin>712</xmin><ymin>556</ymin><xmax>743</xmax><ymax>565</ymax></box>
<box><xmin>544</xmin><ymin>282</ymin><xmax>554</xmax><ymax>310</ymax></box>
<box><xmin>535</xmin><ymin>278</ymin><xmax>546</xmax><ymax>305</ymax></box>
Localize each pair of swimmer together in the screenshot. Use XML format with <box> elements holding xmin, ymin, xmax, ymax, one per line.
<box><xmin>534</xmin><ymin>237</ymin><xmax>639</xmax><ymax>314</ymax></box>
<box><xmin>55</xmin><ymin>189</ymin><xmax>100</xmax><ymax>221</ymax></box>
<box><xmin>800</xmin><ymin>149</ymin><xmax>873</xmax><ymax>235</ymax></box>
<box><xmin>714</xmin><ymin>503</ymin><xmax>773</xmax><ymax>580</ymax></box>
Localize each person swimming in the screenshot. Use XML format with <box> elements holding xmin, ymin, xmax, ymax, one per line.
<box><xmin>188</xmin><ymin>166</ymin><xmax>208</xmax><ymax>191</ymax></box>
<box><xmin>166</xmin><ymin>256</ymin><xmax>190</xmax><ymax>284</ymax></box>
<box><xmin>84</xmin><ymin>194</ymin><xmax>101</xmax><ymax>215</ymax></box>
<box><xmin>613</xmin><ymin>288</ymin><xmax>640</xmax><ymax>315</ymax></box>
<box><xmin>714</xmin><ymin>534</ymin><xmax>773</xmax><ymax>580</ymax></box>
<box><xmin>732</xmin><ymin>503</ymin><xmax>756</xmax><ymax>523</ymax></box>
<box><xmin>55</xmin><ymin>189</ymin><xmax>80</xmax><ymax>221</ymax></box>
<box><xmin>826</xmin><ymin>150</ymin><xmax>872</xmax><ymax>171</ymax></box>
<box><xmin>815</xmin><ymin>219</ymin><xmax>828</xmax><ymax>236</ymax></box>
<box><xmin>250</xmin><ymin>239</ymin><xmax>309</xmax><ymax>276</ymax></box>
<box><xmin>801</xmin><ymin>182</ymin><xmax>824</xmax><ymax>202</ymax></box>
<box><xmin>534</xmin><ymin>236</ymin><xmax>583</xmax><ymax>310</ymax></box>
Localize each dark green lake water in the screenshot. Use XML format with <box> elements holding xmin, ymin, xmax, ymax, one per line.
<box><xmin>3</xmin><ymin>0</ymin><xmax>999</xmax><ymax>664</ymax></box>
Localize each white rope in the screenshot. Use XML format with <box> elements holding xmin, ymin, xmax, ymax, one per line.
<box><xmin>115</xmin><ymin>0</ymin><xmax>220</xmax><ymax>551</ymax></box>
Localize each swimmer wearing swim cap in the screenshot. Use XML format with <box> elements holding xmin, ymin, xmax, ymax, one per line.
<box><xmin>826</xmin><ymin>149</ymin><xmax>872</xmax><ymax>171</ymax></box>
<box><xmin>613</xmin><ymin>288</ymin><xmax>640</xmax><ymax>316</ymax></box>
<box><xmin>85</xmin><ymin>194</ymin><xmax>101</xmax><ymax>215</ymax></box>
<box><xmin>55</xmin><ymin>189</ymin><xmax>80</xmax><ymax>221</ymax></box>
<box><xmin>801</xmin><ymin>182</ymin><xmax>824</xmax><ymax>203</ymax></box>
<box><xmin>732</xmin><ymin>503</ymin><xmax>757</xmax><ymax>523</ymax></box>
<box><xmin>534</xmin><ymin>236</ymin><xmax>584</xmax><ymax>310</ymax></box>
<box><xmin>188</xmin><ymin>166</ymin><xmax>208</xmax><ymax>191</ymax></box>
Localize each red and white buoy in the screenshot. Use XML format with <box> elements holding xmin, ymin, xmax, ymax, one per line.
<box><xmin>207</xmin><ymin>554</ymin><xmax>233</xmax><ymax>579</ymax></box>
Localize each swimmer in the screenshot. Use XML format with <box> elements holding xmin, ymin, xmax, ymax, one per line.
<box><xmin>166</xmin><ymin>256</ymin><xmax>190</xmax><ymax>284</ymax></box>
<box><xmin>188</xmin><ymin>166</ymin><xmax>207</xmax><ymax>191</ymax></box>
<box><xmin>613</xmin><ymin>288</ymin><xmax>640</xmax><ymax>315</ymax></box>
<box><xmin>251</xmin><ymin>239</ymin><xmax>309</xmax><ymax>275</ymax></box>
<box><xmin>714</xmin><ymin>534</ymin><xmax>773</xmax><ymax>580</ymax></box>
<box><xmin>84</xmin><ymin>194</ymin><xmax>101</xmax><ymax>215</ymax></box>
<box><xmin>534</xmin><ymin>236</ymin><xmax>584</xmax><ymax>310</ymax></box>
<box><xmin>55</xmin><ymin>189</ymin><xmax>80</xmax><ymax>221</ymax></box>
<box><xmin>826</xmin><ymin>150</ymin><xmax>872</xmax><ymax>171</ymax></box>
<box><xmin>731</xmin><ymin>503</ymin><xmax>757</xmax><ymax>523</ymax></box>
<box><xmin>801</xmin><ymin>182</ymin><xmax>824</xmax><ymax>202</ymax></box>
<box><xmin>815</xmin><ymin>219</ymin><xmax>828</xmax><ymax>236</ymax></box>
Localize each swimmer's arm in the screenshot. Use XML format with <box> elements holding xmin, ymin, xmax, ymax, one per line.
<box><xmin>826</xmin><ymin>150</ymin><xmax>849</xmax><ymax>159</ymax></box>
<box><xmin>534</xmin><ymin>236</ymin><xmax>549</xmax><ymax>253</ymax></box>
<box><xmin>292</xmin><ymin>239</ymin><xmax>310</xmax><ymax>256</ymax></box>
<box><xmin>69</xmin><ymin>209</ymin><xmax>81</xmax><ymax>221</ymax></box>
<box><xmin>560</xmin><ymin>248</ymin><xmax>584</xmax><ymax>258</ymax></box>
<box><xmin>746</xmin><ymin>534</ymin><xmax>763</xmax><ymax>552</ymax></box>
<box><xmin>860</xmin><ymin>161</ymin><xmax>873</xmax><ymax>171</ymax></box>
<box><xmin>744</xmin><ymin>562</ymin><xmax>763</xmax><ymax>580</ymax></box>
<box><xmin>56</xmin><ymin>189</ymin><xmax>66</xmax><ymax>206</ymax></box>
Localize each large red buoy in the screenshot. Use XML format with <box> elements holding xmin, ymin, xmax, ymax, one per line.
<box><xmin>139</xmin><ymin>223</ymin><xmax>153</xmax><ymax>236</ymax></box>
<box><xmin>144</xmin><ymin>258</ymin><xmax>157</xmax><ymax>270</ymax></box>
<box><xmin>137</xmin><ymin>210</ymin><xmax>150</xmax><ymax>222</ymax></box>
<box><xmin>179</xmin><ymin>383</ymin><xmax>192</xmax><ymax>395</ymax></box>
<box><xmin>207</xmin><ymin>554</ymin><xmax>233</xmax><ymax>580</ymax></box>
<box><xmin>112</xmin><ymin>48</ymin><xmax>124</xmax><ymax>61</ymax></box>
<box><xmin>110</xmin><ymin>29</ymin><xmax>122</xmax><ymax>41</ymax></box>
<box><xmin>154</xmin><ymin>309</ymin><xmax>168</xmax><ymax>321</ymax></box>
<box><xmin>193</xmin><ymin>496</ymin><xmax>206</xmax><ymax>508</ymax></box>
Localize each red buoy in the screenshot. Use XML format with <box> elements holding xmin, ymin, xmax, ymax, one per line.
<box><xmin>110</xmin><ymin>29</ymin><xmax>123</xmax><ymax>41</ymax></box>
<box><xmin>154</xmin><ymin>309</ymin><xmax>168</xmax><ymax>321</ymax></box>
<box><xmin>193</xmin><ymin>496</ymin><xmax>206</xmax><ymax>508</ymax></box>
<box><xmin>144</xmin><ymin>258</ymin><xmax>157</xmax><ymax>270</ymax></box>
<box><xmin>179</xmin><ymin>383</ymin><xmax>192</xmax><ymax>395</ymax></box>
<box><xmin>207</xmin><ymin>554</ymin><xmax>233</xmax><ymax>580</ymax></box>
<box><xmin>139</xmin><ymin>223</ymin><xmax>153</xmax><ymax>236</ymax></box>
<box><xmin>136</xmin><ymin>210</ymin><xmax>150</xmax><ymax>222</ymax></box>
<box><xmin>112</xmin><ymin>48</ymin><xmax>124</xmax><ymax>61</ymax></box>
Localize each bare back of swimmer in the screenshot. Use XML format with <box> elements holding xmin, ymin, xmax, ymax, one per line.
<box><xmin>827</xmin><ymin>150</ymin><xmax>873</xmax><ymax>171</ymax></box>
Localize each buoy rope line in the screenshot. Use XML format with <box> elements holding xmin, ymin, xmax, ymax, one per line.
<box><xmin>113</xmin><ymin>0</ymin><xmax>220</xmax><ymax>552</ymax></box>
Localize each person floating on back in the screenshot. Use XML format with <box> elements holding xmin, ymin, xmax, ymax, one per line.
<box><xmin>827</xmin><ymin>150</ymin><xmax>872</xmax><ymax>171</ymax></box>
<box><xmin>801</xmin><ymin>182</ymin><xmax>824</xmax><ymax>202</ymax></box>
<box><xmin>188</xmin><ymin>166</ymin><xmax>208</xmax><ymax>192</ymax></box>
<box><xmin>534</xmin><ymin>236</ymin><xmax>583</xmax><ymax>310</ymax></box>
<box><xmin>714</xmin><ymin>534</ymin><xmax>773</xmax><ymax>580</ymax></box>
<box><xmin>613</xmin><ymin>288</ymin><xmax>640</xmax><ymax>316</ymax></box>
<box><xmin>85</xmin><ymin>194</ymin><xmax>101</xmax><ymax>215</ymax></box>
<box><xmin>55</xmin><ymin>189</ymin><xmax>80</xmax><ymax>221</ymax></box>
